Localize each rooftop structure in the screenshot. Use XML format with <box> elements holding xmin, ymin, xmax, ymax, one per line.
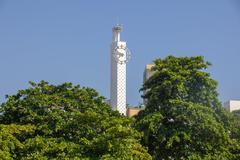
<box><xmin>143</xmin><ymin>64</ymin><xmax>155</xmax><ymax>82</ymax></box>
<box><xmin>224</xmin><ymin>100</ymin><xmax>240</xmax><ymax>112</ymax></box>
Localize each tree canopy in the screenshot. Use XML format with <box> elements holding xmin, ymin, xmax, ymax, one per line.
<box><xmin>1</xmin><ymin>56</ymin><xmax>240</xmax><ymax>160</ymax></box>
<box><xmin>135</xmin><ymin>56</ymin><xmax>238</xmax><ymax>159</ymax></box>
<box><xmin>0</xmin><ymin>81</ymin><xmax>151</xmax><ymax>160</ymax></box>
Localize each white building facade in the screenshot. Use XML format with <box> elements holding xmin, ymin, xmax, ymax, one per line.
<box><xmin>224</xmin><ymin>100</ymin><xmax>240</xmax><ymax>112</ymax></box>
<box><xmin>110</xmin><ymin>25</ymin><xmax>130</xmax><ymax>115</ymax></box>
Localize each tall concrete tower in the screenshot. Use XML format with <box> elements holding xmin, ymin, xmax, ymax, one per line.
<box><xmin>110</xmin><ymin>25</ymin><xmax>130</xmax><ymax>115</ymax></box>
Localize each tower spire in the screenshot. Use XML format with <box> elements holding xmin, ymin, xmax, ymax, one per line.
<box><xmin>112</xmin><ymin>25</ymin><xmax>122</xmax><ymax>42</ymax></box>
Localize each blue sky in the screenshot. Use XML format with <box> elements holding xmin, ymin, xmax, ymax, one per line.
<box><xmin>0</xmin><ymin>0</ymin><xmax>240</xmax><ymax>105</ymax></box>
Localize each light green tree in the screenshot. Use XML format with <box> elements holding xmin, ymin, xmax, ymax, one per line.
<box><xmin>0</xmin><ymin>124</ymin><xmax>35</xmax><ymax>160</ymax></box>
<box><xmin>0</xmin><ymin>81</ymin><xmax>151</xmax><ymax>160</ymax></box>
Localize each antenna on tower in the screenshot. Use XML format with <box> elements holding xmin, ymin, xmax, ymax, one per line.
<box><xmin>117</xmin><ymin>17</ymin><xmax>119</xmax><ymax>26</ymax></box>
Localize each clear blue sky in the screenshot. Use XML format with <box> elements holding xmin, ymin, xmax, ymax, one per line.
<box><xmin>0</xmin><ymin>0</ymin><xmax>240</xmax><ymax>105</ymax></box>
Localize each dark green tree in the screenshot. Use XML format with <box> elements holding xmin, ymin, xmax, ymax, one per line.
<box><xmin>135</xmin><ymin>56</ymin><xmax>234</xmax><ymax>159</ymax></box>
<box><xmin>228</xmin><ymin>110</ymin><xmax>240</xmax><ymax>159</ymax></box>
<box><xmin>230</xmin><ymin>110</ymin><xmax>240</xmax><ymax>139</ymax></box>
<box><xmin>0</xmin><ymin>81</ymin><xmax>151</xmax><ymax>160</ymax></box>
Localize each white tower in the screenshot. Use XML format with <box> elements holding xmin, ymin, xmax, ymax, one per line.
<box><xmin>110</xmin><ymin>25</ymin><xmax>130</xmax><ymax>115</ymax></box>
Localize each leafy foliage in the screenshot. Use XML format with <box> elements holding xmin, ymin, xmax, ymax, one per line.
<box><xmin>136</xmin><ymin>56</ymin><xmax>235</xmax><ymax>159</ymax></box>
<box><xmin>2</xmin><ymin>56</ymin><xmax>240</xmax><ymax>159</ymax></box>
<box><xmin>230</xmin><ymin>110</ymin><xmax>240</xmax><ymax>139</ymax></box>
<box><xmin>141</xmin><ymin>56</ymin><xmax>229</xmax><ymax>121</ymax></box>
<box><xmin>228</xmin><ymin>110</ymin><xmax>240</xmax><ymax>159</ymax></box>
<box><xmin>0</xmin><ymin>81</ymin><xmax>151</xmax><ymax>160</ymax></box>
<box><xmin>0</xmin><ymin>124</ymin><xmax>35</xmax><ymax>159</ymax></box>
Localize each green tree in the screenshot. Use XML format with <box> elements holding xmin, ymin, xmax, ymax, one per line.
<box><xmin>135</xmin><ymin>56</ymin><xmax>234</xmax><ymax>159</ymax></box>
<box><xmin>0</xmin><ymin>124</ymin><xmax>35</xmax><ymax>160</ymax></box>
<box><xmin>228</xmin><ymin>110</ymin><xmax>240</xmax><ymax>159</ymax></box>
<box><xmin>230</xmin><ymin>110</ymin><xmax>240</xmax><ymax>139</ymax></box>
<box><xmin>0</xmin><ymin>81</ymin><xmax>151</xmax><ymax>160</ymax></box>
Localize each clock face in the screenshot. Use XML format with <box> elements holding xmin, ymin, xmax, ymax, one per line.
<box><xmin>113</xmin><ymin>45</ymin><xmax>130</xmax><ymax>64</ymax></box>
